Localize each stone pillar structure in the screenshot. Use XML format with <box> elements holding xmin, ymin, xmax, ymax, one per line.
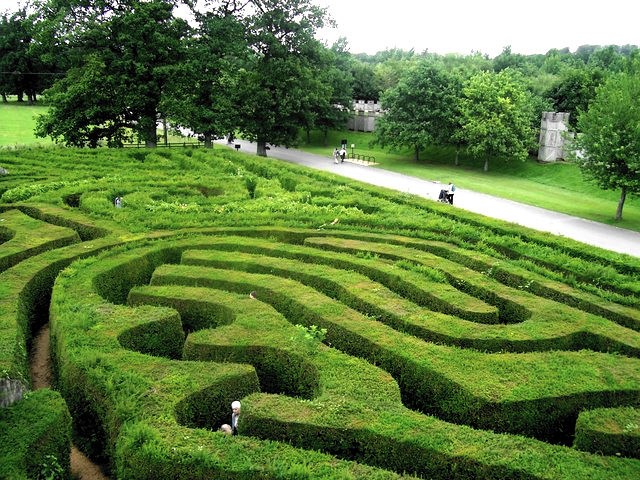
<box><xmin>348</xmin><ymin>100</ymin><xmax>382</xmax><ymax>132</ymax></box>
<box><xmin>538</xmin><ymin>112</ymin><xmax>571</xmax><ymax>162</ymax></box>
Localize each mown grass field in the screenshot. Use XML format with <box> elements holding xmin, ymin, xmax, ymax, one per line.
<box><xmin>0</xmin><ymin>143</ymin><xmax>638</xmax><ymax>479</ymax></box>
<box><xmin>0</xmin><ymin>100</ymin><xmax>52</xmax><ymax>148</ymax></box>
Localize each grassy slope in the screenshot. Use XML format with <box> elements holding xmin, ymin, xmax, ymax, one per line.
<box><xmin>2</xmin><ymin>100</ymin><xmax>638</xmax><ymax>232</ymax></box>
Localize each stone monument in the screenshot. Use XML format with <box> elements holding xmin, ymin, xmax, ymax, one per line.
<box><xmin>348</xmin><ymin>100</ymin><xmax>382</xmax><ymax>132</ymax></box>
<box><xmin>538</xmin><ymin>112</ymin><xmax>571</xmax><ymax>162</ymax></box>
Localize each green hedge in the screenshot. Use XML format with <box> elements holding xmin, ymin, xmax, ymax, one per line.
<box><xmin>0</xmin><ymin>209</ymin><xmax>80</xmax><ymax>274</ymax></box>
<box><xmin>574</xmin><ymin>407</ymin><xmax>640</xmax><ymax>459</ymax></box>
<box><xmin>0</xmin><ymin>389</ymin><xmax>71</xmax><ymax>480</ymax></box>
<box><xmin>50</xmin><ymin>239</ymin><xmax>419</xmax><ymax>478</ymax></box>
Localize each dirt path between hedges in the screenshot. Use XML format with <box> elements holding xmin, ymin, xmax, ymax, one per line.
<box><xmin>30</xmin><ymin>324</ymin><xmax>110</xmax><ymax>480</ymax></box>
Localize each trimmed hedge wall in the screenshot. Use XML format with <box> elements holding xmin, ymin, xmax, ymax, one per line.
<box><xmin>39</xmin><ymin>233</ymin><xmax>640</xmax><ymax>478</ymax></box>
<box><xmin>574</xmin><ymin>407</ymin><xmax>640</xmax><ymax>459</ymax></box>
<box><xmin>0</xmin><ymin>388</ymin><xmax>71</xmax><ymax>480</ymax></box>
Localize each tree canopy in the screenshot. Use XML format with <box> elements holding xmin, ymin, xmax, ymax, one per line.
<box><xmin>34</xmin><ymin>0</ymin><xmax>188</xmax><ymax>147</ymax></box>
<box><xmin>458</xmin><ymin>69</ymin><xmax>537</xmax><ymax>172</ymax></box>
<box><xmin>374</xmin><ymin>61</ymin><xmax>461</xmax><ymax>161</ymax></box>
<box><xmin>234</xmin><ymin>0</ymin><xmax>331</xmax><ymax>156</ymax></box>
<box><xmin>573</xmin><ymin>70</ymin><xmax>640</xmax><ymax>220</ymax></box>
<box><xmin>2</xmin><ymin>0</ymin><xmax>639</xmax><ymax>180</ymax></box>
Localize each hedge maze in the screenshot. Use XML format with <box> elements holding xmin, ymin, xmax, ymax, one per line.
<box><xmin>1</xmin><ymin>147</ymin><xmax>639</xmax><ymax>479</ymax></box>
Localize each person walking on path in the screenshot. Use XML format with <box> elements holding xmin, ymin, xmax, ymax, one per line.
<box><xmin>447</xmin><ymin>181</ymin><xmax>455</xmax><ymax>205</ymax></box>
<box><xmin>339</xmin><ymin>146</ymin><xmax>346</xmax><ymax>163</ymax></box>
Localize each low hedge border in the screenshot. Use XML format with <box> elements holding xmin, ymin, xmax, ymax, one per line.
<box><xmin>297</xmin><ymin>230</ymin><xmax>640</xmax><ymax>332</ymax></box>
<box><xmin>0</xmin><ymin>208</ymin><xmax>80</xmax><ymax>274</ymax></box>
<box><xmin>0</xmin><ymin>388</ymin><xmax>71</xmax><ymax>480</ymax></box>
<box><xmin>0</xmin><ymin>210</ymin><xmax>162</xmax><ymax>478</ymax></box>
<box><xmin>176</xmin><ymin>239</ymin><xmax>637</xmax><ymax>356</ymax></box>
<box><xmin>133</xmin><ymin>271</ymin><xmax>639</xmax><ymax>479</ymax></box>
<box><xmin>49</xmin><ymin>238</ymin><xmax>421</xmax><ymax>479</ymax></box>
<box><xmin>301</xmin><ymin>236</ymin><xmax>640</xmax><ymax>357</ymax></box>
<box><xmin>574</xmin><ymin>407</ymin><xmax>640</xmax><ymax>459</ymax></box>
<box><xmin>342</xmin><ymin>176</ymin><xmax>640</xmax><ymax>278</ymax></box>
<box><xmin>2</xmin><ymin>222</ymin><xmax>639</xmax><ymax>479</ymax></box>
<box><xmin>180</xmin><ymin>238</ymin><xmax>498</xmax><ymax>324</ymax></box>
<box><xmin>487</xmin><ymin>238</ymin><xmax>640</xmax><ymax>299</ymax></box>
<box><xmin>6</xmin><ymin>204</ymin><xmax>113</xmax><ymax>241</ymax></box>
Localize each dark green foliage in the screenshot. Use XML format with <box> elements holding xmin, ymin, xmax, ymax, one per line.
<box><xmin>243</xmin><ymin>175</ymin><xmax>258</xmax><ymax>199</ymax></box>
<box><xmin>117</xmin><ymin>309</ymin><xmax>185</xmax><ymax>360</ymax></box>
<box><xmin>279</xmin><ymin>175</ymin><xmax>298</xmax><ymax>192</ymax></box>
<box><xmin>572</xmin><ymin>70</ymin><xmax>640</xmax><ymax>221</ymax></box>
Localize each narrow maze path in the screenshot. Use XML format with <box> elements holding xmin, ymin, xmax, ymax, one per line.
<box><xmin>30</xmin><ymin>324</ymin><xmax>110</xmax><ymax>480</ymax></box>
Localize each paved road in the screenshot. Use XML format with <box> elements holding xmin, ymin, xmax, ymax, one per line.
<box><xmin>222</xmin><ymin>140</ymin><xmax>640</xmax><ymax>258</ymax></box>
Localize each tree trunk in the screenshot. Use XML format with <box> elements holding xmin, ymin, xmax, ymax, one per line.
<box><xmin>455</xmin><ymin>145</ymin><xmax>460</xmax><ymax>166</ymax></box>
<box><xmin>162</xmin><ymin>119</ymin><xmax>168</xmax><ymax>146</ymax></box>
<box><xmin>483</xmin><ymin>158</ymin><xmax>489</xmax><ymax>172</ymax></box>
<box><xmin>414</xmin><ymin>145</ymin><xmax>420</xmax><ymax>162</ymax></box>
<box><xmin>322</xmin><ymin>128</ymin><xmax>328</xmax><ymax>147</ymax></box>
<box><xmin>1</xmin><ymin>93</ymin><xmax>7</xmax><ymax>103</ymax></box>
<box><xmin>615</xmin><ymin>185</ymin><xmax>626</xmax><ymax>221</ymax></box>
<box><xmin>257</xmin><ymin>139</ymin><xmax>268</xmax><ymax>157</ymax></box>
<box><xmin>204</xmin><ymin>132</ymin><xmax>213</xmax><ymax>149</ymax></box>
<box><xmin>142</xmin><ymin>115</ymin><xmax>157</xmax><ymax>148</ymax></box>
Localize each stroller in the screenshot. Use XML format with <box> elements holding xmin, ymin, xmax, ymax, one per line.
<box><xmin>438</xmin><ymin>188</ymin><xmax>454</xmax><ymax>205</ymax></box>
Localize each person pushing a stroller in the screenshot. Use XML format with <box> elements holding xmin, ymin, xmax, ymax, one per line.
<box><xmin>438</xmin><ymin>182</ymin><xmax>455</xmax><ymax>205</ymax></box>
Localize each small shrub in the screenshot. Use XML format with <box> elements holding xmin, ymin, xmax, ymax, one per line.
<box><xmin>245</xmin><ymin>176</ymin><xmax>258</xmax><ymax>199</ymax></box>
<box><xmin>280</xmin><ymin>175</ymin><xmax>298</xmax><ymax>192</ymax></box>
<box><xmin>291</xmin><ymin>324</ymin><xmax>327</xmax><ymax>351</ymax></box>
<box><xmin>38</xmin><ymin>454</ymin><xmax>64</xmax><ymax>480</ymax></box>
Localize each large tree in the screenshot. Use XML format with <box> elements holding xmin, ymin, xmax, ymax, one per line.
<box><xmin>548</xmin><ymin>66</ymin><xmax>606</xmax><ymax>130</ymax></box>
<box><xmin>300</xmin><ymin>38</ymin><xmax>353</xmax><ymax>145</ymax></box>
<box><xmin>374</xmin><ymin>61</ymin><xmax>460</xmax><ymax>161</ymax></box>
<box><xmin>163</xmin><ymin>6</ymin><xmax>247</xmax><ymax>148</ymax></box>
<box><xmin>234</xmin><ymin>0</ymin><xmax>331</xmax><ymax>156</ymax></box>
<box><xmin>458</xmin><ymin>69</ymin><xmax>536</xmax><ymax>172</ymax></box>
<box><xmin>34</xmin><ymin>0</ymin><xmax>187</xmax><ymax>147</ymax></box>
<box><xmin>0</xmin><ymin>7</ymin><xmax>52</xmax><ymax>103</ymax></box>
<box><xmin>572</xmin><ymin>71</ymin><xmax>640</xmax><ymax>220</ymax></box>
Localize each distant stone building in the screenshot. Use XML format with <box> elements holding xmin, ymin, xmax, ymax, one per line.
<box><xmin>538</xmin><ymin>112</ymin><xmax>571</xmax><ymax>162</ymax></box>
<box><xmin>348</xmin><ymin>100</ymin><xmax>382</xmax><ymax>132</ymax></box>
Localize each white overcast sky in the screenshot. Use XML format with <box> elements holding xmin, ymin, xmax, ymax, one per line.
<box><xmin>316</xmin><ymin>0</ymin><xmax>640</xmax><ymax>57</ymax></box>
<box><xmin>1</xmin><ymin>0</ymin><xmax>637</xmax><ymax>58</ymax></box>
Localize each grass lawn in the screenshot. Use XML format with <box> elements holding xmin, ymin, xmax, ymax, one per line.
<box><xmin>297</xmin><ymin>129</ymin><xmax>640</xmax><ymax>232</ymax></box>
<box><xmin>0</xmin><ymin>99</ymin><xmax>53</xmax><ymax>147</ymax></box>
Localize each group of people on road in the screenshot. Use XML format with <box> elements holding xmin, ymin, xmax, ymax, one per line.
<box><xmin>333</xmin><ymin>147</ymin><xmax>346</xmax><ymax>164</ymax></box>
